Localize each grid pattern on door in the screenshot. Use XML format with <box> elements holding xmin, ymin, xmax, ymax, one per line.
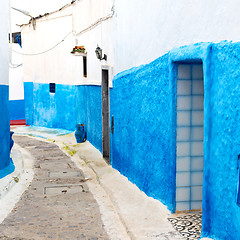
<box><xmin>176</xmin><ymin>64</ymin><xmax>204</xmax><ymax>211</ymax></box>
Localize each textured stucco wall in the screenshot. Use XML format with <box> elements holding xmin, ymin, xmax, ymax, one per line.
<box><xmin>201</xmin><ymin>42</ymin><xmax>240</xmax><ymax>240</ymax></box>
<box><xmin>24</xmin><ymin>83</ymin><xmax>103</xmax><ymax>150</ymax></box>
<box><xmin>111</xmin><ymin>41</ymin><xmax>240</xmax><ymax>239</ymax></box>
<box><xmin>9</xmin><ymin>100</ymin><xmax>25</xmax><ymax>120</ymax></box>
<box><xmin>24</xmin><ymin>82</ymin><xmax>34</xmax><ymax>125</ymax></box>
<box><xmin>27</xmin><ymin>83</ymin><xmax>77</xmax><ymax>131</ymax></box>
<box><xmin>111</xmin><ymin>54</ymin><xmax>175</xmax><ymax>209</ymax></box>
<box><xmin>0</xmin><ymin>86</ymin><xmax>14</xmax><ymax>178</ymax></box>
<box><xmin>76</xmin><ymin>85</ymin><xmax>102</xmax><ymax>151</ymax></box>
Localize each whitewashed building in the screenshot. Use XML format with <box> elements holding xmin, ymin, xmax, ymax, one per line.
<box><xmin>21</xmin><ymin>0</ymin><xmax>114</xmax><ymax>159</ymax></box>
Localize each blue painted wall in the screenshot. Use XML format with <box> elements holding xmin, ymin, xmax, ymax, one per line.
<box><xmin>201</xmin><ymin>42</ymin><xmax>240</xmax><ymax>240</ymax></box>
<box><xmin>24</xmin><ymin>83</ymin><xmax>102</xmax><ymax>150</ymax></box>
<box><xmin>76</xmin><ymin>85</ymin><xmax>102</xmax><ymax>151</ymax></box>
<box><xmin>9</xmin><ymin>99</ymin><xmax>25</xmax><ymax>120</ymax></box>
<box><xmin>25</xmin><ymin>83</ymin><xmax>77</xmax><ymax>131</ymax></box>
<box><xmin>111</xmin><ymin>54</ymin><xmax>175</xmax><ymax>209</ymax></box>
<box><xmin>23</xmin><ymin>42</ymin><xmax>240</xmax><ymax>239</ymax></box>
<box><xmin>111</xmin><ymin>42</ymin><xmax>240</xmax><ymax>240</ymax></box>
<box><xmin>0</xmin><ymin>85</ymin><xmax>15</xmax><ymax>179</ymax></box>
<box><xmin>24</xmin><ymin>82</ymin><xmax>33</xmax><ymax>125</ymax></box>
<box><xmin>111</xmin><ymin>53</ymin><xmax>176</xmax><ymax>209</ymax></box>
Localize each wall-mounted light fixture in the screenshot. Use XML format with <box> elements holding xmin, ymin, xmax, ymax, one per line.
<box><xmin>95</xmin><ymin>45</ymin><xmax>107</xmax><ymax>61</ymax></box>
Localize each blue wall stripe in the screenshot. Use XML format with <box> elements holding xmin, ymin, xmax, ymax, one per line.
<box><xmin>9</xmin><ymin>99</ymin><xmax>25</xmax><ymax>120</ymax></box>
<box><xmin>0</xmin><ymin>85</ymin><xmax>15</xmax><ymax>178</ymax></box>
<box><xmin>24</xmin><ymin>82</ymin><xmax>33</xmax><ymax>125</ymax></box>
<box><xmin>24</xmin><ymin>83</ymin><xmax>103</xmax><ymax>151</ymax></box>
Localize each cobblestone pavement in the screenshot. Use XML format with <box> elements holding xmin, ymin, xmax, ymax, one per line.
<box><xmin>0</xmin><ymin>136</ymin><xmax>110</xmax><ymax>240</ymax></box>
<box><xmin>168</xmin><ymin>212</ymin><xmax>202</xmax><ymax>240</ymax></box>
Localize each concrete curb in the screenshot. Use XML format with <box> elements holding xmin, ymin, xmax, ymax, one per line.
<box><xmin>0</xmin><ymin>143</ymin><xmax>34</xmax><ymax>224</ymax></box>
<box><xmin>0</xmin><ymin>129</ymin><xmax>212</xmax><ymax>240</ymax></box>
<box><xmin>11</xmin><ymin>129</ymin><xmax>203</xmax><ymax>240</ymax></box>
<box><xmin>19</xmin><ymin>135</ymin><xmax>132</xmax><ymax>240</ymax></box>
<box><xmin>0</xmin><ymin>144</ymin><xmax>24</xmax><ymax>200</ymax></box>
<box><xmin>52</xmin><ymin>134</ymin><xmax>183</xmax><ymax>240</ymax></box>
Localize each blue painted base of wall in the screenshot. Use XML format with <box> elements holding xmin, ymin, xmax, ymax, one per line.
<box><xmin>0</xmin><ymin>158</ymin><xmax>15</xmax><ymax>179</ymax></box>
<box><xmin>24</xmin><ymin>82</ymin><xmax>33</xmax><ymax>125</ymax></box>
<box><xmin>76</xmin><ymin>85</ymin><xmax>102</xmax><ymax>152</ymax></box>
<box><xmin>111</xmin><ymin>53</ymin><xmax>175</xmax><ymax>210</ymax></box>
<box><xmin>24</xmin><ymin>83</ymin><xmax>102</xmax><ymax>151</ymax></box>
<box><xmin>0</xmin><ymin>85</ymin><xmax>15</xmax><ymax>179</ymax></box>
<box><xmin>9</xmin><ymin>99</ymin><xmax>25</xmax><ymax>120</ymax></box>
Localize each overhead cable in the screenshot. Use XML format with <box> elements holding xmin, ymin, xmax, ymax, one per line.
<box><xmin>12</xmin><ymin>32</ymin><xmax>72</xmax><ymax>56</ymax></box>
<box><xmin>11</xmin><ymin>5</ymin><xmax>115</xmax><ymax>56</ymax></box>
<box><xmin>9</xmin><ymin>63</ymin><xmax>23</xmax><ymax>68</ymax></box>
<box><xmin>73</xmin><ymin>6</ymin><xmax>115</xmax><ymax>36</ymax></box>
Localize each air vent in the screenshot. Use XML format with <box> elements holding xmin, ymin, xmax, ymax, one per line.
<box><xmin>50</xmin><ymin>83</ymin><xmax>55</xmax><ymax>93</ymax></box>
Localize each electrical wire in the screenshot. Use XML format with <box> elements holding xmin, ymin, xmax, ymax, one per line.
<box><xmin>11</xmin><ymin>5</ymin><xmax>115</xmax><ymax>56</ymax></box>
<box><xmin>73</xmin><ymin>6</ymin><xmax>115</xmax><ymax>36</ymax></box>
<box><xmin>9</xmin><ymin>63</ymin><xmax>23</xmax><ymax>68</ymax></box>
<box><xmin>12</xmin><ymin>32</ymin><xmax>72</xmax><ymax>56</ymax></box>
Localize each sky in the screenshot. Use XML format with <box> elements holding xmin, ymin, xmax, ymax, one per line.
<box><xmin>11</xmin><ymin>0</ymin><xmax>72</xmax><ymax>32</ymax></box>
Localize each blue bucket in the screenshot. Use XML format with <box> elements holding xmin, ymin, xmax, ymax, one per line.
<box><xmin>75</xmin><ymin>124</ymin><xmax>86</xmax><ymax>143</ymax></box>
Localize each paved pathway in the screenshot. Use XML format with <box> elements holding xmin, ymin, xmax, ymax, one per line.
<box><xmin>168</xmin><ymin>212</ymin><xmax>202</xmax><ymax>240</ymax></box>
<box><xmin>0</xmin><ymin>136</ymin><xmax>110</xmax><ymax>240</ymax></box>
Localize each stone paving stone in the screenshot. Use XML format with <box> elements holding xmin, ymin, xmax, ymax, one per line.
<box><xmin>0</xmin><ymin>136</ymin><xmax>110</xmax><ymax>240</ymax></box>
<box><xmin>168</xmin><ymin>212</ymin><xmax>202</xmax><ymax>240</ymax></box>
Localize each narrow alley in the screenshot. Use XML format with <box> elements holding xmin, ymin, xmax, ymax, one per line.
<box><xmin>0</xmin><ymin>136</ymin><xmax>109</xmax><ymax>239</ymax></box>
<box><xmin>1</xmin><ymin>1</ymin><xmax>240</xmax><ymax>239</ymax></box>
<box><xmin>0</xmin><ymin>128</ymin><xmax>186</xmax><ymax>240</ymax></box>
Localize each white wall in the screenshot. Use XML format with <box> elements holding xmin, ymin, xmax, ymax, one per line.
<box><xmin>72</xmin><ymin>0</ymin><xmax>114</xmax><ymax>85</ymax></box>
<box><xmin>73</xmin><ymin>0</ymin><xmax>112</xmax><ymax>35</ymax></box>
<box><xmin>22</xmin><ymin>6</ymin><xmax>75</xmax><ymax>85</ymax></box>
<box><xmin>0</xmin><ymin>0</ymin><xmax>9</xmax><ymax>86</ymax></box>
<box><xmin>11</xmin><ymin>0</ymin><xmax>30</xmax><ymax>33</ymax></box>
<box><xmin>114</xmin><ymin>0</ymin><xmax>240</xmax><ymax>74</ymax></box>
<box><xmin>11</xmin><ymin>0</ymin><xmax>72</xmax><ymax>33</ymax></box>
<box><xmin>21</xmin><ymin>0</ymin><xmax>114</xmax><ymax>86</ymax></box>
<box><xmin>9</xmin><ymin>44</ymin><xmax>24</xmax><ymax>100</ymax></box>
<box><xmin>9</xmin><ymin>0</ymin><xmax>25</xmax><ymax>101</ymax></box>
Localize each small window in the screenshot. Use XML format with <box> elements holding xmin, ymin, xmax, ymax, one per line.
<box><xmin>50</xmin><ymin>83</ymin><xmax>55</xmax><ymax>93</ymax></box>
<box><xmin>83</xmin><ymin>56</ymin><xmax>87</xmax><ymax>78</ymax></box>
<box><xmin>9</xmin><ymin>32</ymin><xmax>22</xmax><ymax>47</ymax></box>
